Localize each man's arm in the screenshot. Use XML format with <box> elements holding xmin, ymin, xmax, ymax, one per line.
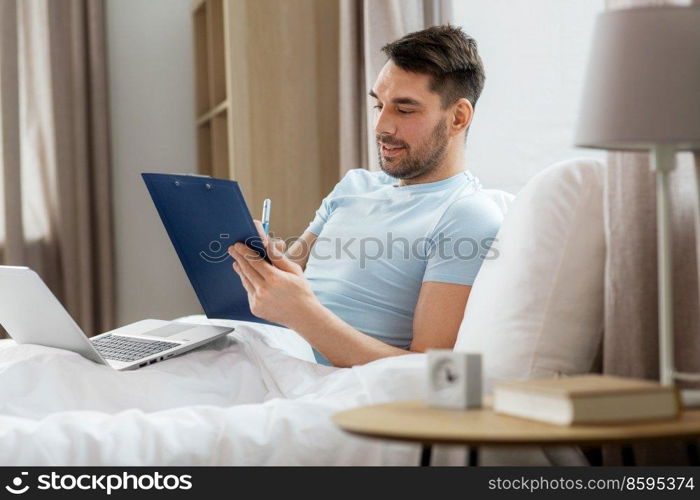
<box><xmin>227</xmin><ymin>237</ymin><xmax>471</xmax><ymax>367</ymax></box>
<box><xmin>410</xmin><ymin>281</ymin><xmax>471</xmax><ymax>352</ymax></box>
<box><xmin>287</xmin><ymin>281</ymin><xmax>471</xmax><ymax>367</ymax></box>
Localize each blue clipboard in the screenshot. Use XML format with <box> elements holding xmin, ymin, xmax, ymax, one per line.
<box><xmin>142</xmin><ymin>173</ymin><xmax>275</xmax><ymax>325</ymax></box>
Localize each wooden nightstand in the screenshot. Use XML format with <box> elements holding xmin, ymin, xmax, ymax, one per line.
<box><xmin>332</xmin><ymin>399</ymin><xmax>700</xmax><ymax>466</ymax></box>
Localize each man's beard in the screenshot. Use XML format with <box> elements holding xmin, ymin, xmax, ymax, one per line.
<box><xmin>376</xmin><ymin>118</ymin><xmax>449</xmax><ymax>181</ymax></box>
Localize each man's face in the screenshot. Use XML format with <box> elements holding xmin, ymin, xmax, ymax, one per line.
<box><xmin>370</xmin><ymin>61</ymin><xmax>450</xmax><ymax>180</ymax></box>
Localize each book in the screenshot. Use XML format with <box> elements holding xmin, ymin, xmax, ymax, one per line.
<box><xmin>493</xmin><ymin>375</ymin><xmax>681</xmax><ymax>425</ymax></box>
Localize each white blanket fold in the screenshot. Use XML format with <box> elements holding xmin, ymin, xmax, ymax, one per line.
<box><xmin>0</xmin><ymin>317</ymin><xmax>424</xmax><ymax>465</ymax></box>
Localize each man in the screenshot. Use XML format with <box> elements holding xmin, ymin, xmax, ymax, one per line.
<box><xmin>228</xmin><ymin>25</ymin><xmax>502</xmax><ymax>367</ymax></box>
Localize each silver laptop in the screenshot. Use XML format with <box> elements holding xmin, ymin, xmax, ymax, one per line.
<box><xmin>0</xmin><ymin>266</ymin><xmax>234</xmax><ymax>370</ymax></box>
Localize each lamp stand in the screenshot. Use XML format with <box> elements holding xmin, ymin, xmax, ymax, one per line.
<box><xmin>651</xmin><ymin>146</ymin><xmax>700</xmax><ymax>408</ymax></box>
<box><xmin>651</xmin><ymin>145</ymin><xmax>676</xmax><ymax>387</ymax></box>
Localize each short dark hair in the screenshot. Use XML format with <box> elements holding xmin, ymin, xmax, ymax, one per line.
<box><xmin>381</xmin><ymin>25</ymin><xmax>485</xmax><ymax>111</ymax></box>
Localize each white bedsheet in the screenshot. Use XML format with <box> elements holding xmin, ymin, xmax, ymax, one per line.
<box><xmin>0</xmin><ymin>316</ymin><xmax>425</xmax><ymax>465</ymax></box>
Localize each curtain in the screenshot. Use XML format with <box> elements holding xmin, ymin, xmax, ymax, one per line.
<box><xmin>338</xmin><ymin>0</ymin><xmax>452</xmax><ymax>175</ymax></box>
<box><xmin>0</xmin><ymin>0</ymin><xmax>115</xmax><ymax>337</ymax></box>
<box><xmin>602</xmin><ymin>0</ymin><xmax>700</xmax><ymax>465</ymax></box>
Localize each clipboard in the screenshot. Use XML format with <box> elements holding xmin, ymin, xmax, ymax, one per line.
<box><xmin>142</xmin><ymin>173</ymin><xmax>274</xmax><ymax>325</ymax></box>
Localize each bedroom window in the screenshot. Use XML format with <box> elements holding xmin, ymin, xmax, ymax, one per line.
<box><xmin>452</xmin><ymin>0</ymin><xmax>606</xmax><ymax>194</ymax></box>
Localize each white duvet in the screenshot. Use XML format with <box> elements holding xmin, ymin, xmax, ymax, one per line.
<box><xmin>0</xmin><ymin>316</ymin><xmax>426</xmax><ymax>465</ymax></box>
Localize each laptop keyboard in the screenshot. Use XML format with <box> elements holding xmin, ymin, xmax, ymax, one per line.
<box><xmin>91</xmin><ymin>334</ymin><xmax>180</xmax><ymax>362</ymax></box>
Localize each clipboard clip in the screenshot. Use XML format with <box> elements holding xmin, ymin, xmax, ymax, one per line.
<box><xmin>173</xmin><ymin>173</ymin><xmax>212</xmax><ymax>187</ymax></box>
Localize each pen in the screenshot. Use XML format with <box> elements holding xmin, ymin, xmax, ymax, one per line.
<box><xmin>261</xmin><ymin>198</ymin><xmax>271</xmax><ymax>235</ymax></box>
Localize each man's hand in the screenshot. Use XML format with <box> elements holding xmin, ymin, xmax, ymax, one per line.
<box><xmin>227</xmin><ymin>220</ymin><xmax>319</xmax><ymax>327</ymax></box>
<box><xmin>263</xmin><ymin>224</ymin><xmax>287</xmax><ymax>255</ymax></box>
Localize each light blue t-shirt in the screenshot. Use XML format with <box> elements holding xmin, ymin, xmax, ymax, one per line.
<box><xmin>304</xmin><ymin>169</ymin><xmax>503</xmax><ymax>365</ymax></box>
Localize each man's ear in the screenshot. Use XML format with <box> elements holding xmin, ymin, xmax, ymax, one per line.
<box><xmin>450</xmin><ymin>98</ymin><xmax>473</xmax><ymax>137</ymax></box>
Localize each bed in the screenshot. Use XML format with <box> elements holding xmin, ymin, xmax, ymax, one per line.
<box><xmin>0</xmin><ymin>158</ymin><xmax>606</xmax><ymax>466</ymax></box>
<box><xmin>0</xmin><ymin>316</ymin><xmax>427</xmax><ymax>465</ymax></box>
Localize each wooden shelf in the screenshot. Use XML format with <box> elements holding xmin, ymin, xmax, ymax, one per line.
<box><xmin>191</xmin><ymin>0</ymin><xmax>341</xmax><ymax>239</ymax></box>
<box><xmin>192</xmin><ymin>0</ymin><xmax>229</xmax><ymax>177</ymax></box>
<box><xmin>207</xmin><ymin>0</ymin><xmax>227</xmax><ymax>107</ymax></box>
<box><xmin>196</xmin><ymin>99</ymin><xmax>228</xmax><ymax>126</ymax></box>
<box><xmin>211</xmin><ymin>111</ymin><xmax>229</xmax><ymax>179</ymax></box>
<box><xmin>191</xmin><ymin>0</ymin><xmax>206</xmax><ymax>13</ymax></box>
<box><xmin>193</xmin><ymin>3</ymin><xmax>209</xmax><ymax>117</ymax></box>
<box><xmin>196</xmin><ymin>122</ymin><xmax>212</xmax><ymax>177</ymax></box>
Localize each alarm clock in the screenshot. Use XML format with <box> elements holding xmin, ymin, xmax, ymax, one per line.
<box><xmin>426</xmin><ymin>350</ymin><xmax>482</xmax><ymax>409</ymax></box>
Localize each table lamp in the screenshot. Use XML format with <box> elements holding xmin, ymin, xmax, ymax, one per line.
<box><xmin>574</xmin><ymin>6</ymin><xmax>700</xmax><ymax>397</ymax></box>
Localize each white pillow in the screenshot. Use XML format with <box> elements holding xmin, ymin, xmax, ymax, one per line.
<box><xmin>481</xmin><ymin>188</ymin><xmax>516</xmax><ymax>217</ymax></box>
<box><xmin>455</xmin><ymin>158</ymin><xmax>606</xmax><ymax>393</ymax></box>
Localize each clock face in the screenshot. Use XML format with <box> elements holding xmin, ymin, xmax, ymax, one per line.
<box><xmin>432</xmin><ymin>358</ymin><xmax>459</xmax><ymax>391</ymax></box>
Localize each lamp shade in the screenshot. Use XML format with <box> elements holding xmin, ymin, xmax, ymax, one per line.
<box><xmin>575</xmin><ymin>6</ymin><xmax>700</xmax><ymax>151</ymax></box>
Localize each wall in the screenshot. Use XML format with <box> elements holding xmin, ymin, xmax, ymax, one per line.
<box><xmin>107</xmin><ymin>0</ymin><xmax>202</xmax><ymax>325</ymax></box>
<box><xmin>453</xmin><ymin>0</ymin><xmax>606</xmax><ymax>195</ymax></box>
